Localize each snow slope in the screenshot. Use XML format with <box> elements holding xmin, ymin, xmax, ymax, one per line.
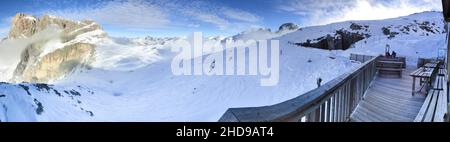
<box><xmin>0</xmin><ymin>11</ymin><xmax>446</xmax><ymax>122</ymax></box>
<box><xmin>281</xmin><ymin>11</ymin><xmax>446</xmax><ymax>65</ymax></box>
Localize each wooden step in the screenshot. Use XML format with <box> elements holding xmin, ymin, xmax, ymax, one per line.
<box><xmin>377</xmin><ymin>68</ymin><xmax>405</xmax><ymax>71</ymax></box>
<box><xmin>377</xmin><ymin>61</ymin><xmax>403</xmax><ymax>64</ymax></box>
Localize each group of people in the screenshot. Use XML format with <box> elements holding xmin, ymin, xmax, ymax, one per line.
<box><xmin>385</xmin><ymin>44</ymin><xmax>397</xmax><ymax>58</ymax></box>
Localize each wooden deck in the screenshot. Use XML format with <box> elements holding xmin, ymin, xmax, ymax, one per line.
<box><xmin>350</xmin><ymin>66</ymin><xmax>427</xmax><ymax>122</ymax></box>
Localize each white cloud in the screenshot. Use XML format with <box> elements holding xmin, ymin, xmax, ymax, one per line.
<box><xmin>222</xmin><ymin>8</ymin><xmax>262</xmax><ymax>22</ymax></box>
<box><xmin>279</xmin><ymin>0</ymin><xmax>443</xmax><ymax>26</ymax></box>
<box><xmin>177</xmin><ymin>4</ymin><xmax>262</xmax><ymax>31</ymax></box>
<box><xmin>170</xmin><ymin>1</ymin><xmax>230</xmax><ymax>30</ymax></box>
<box><xmin>184</xmin><ymin>10</ymin><xmax>230</xmax><ymax>30</ymax></box>
<box><xmin>46</xmin><ymin>0</ymin><xmax>169</xmax><ymax>29</ymax></box>
<box><xmin>187</xmin><ymin>24</ymin><xmax>200</xmax><ymax>28</ymax></box>
<box><xmin>40</xmin><ymin>0</ymin><xmax>262</xmax><ymax>32</ymax></box>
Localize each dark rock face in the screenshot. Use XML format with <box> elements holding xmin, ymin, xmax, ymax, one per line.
<box><xmin>350</xmin><ymin>23</ymin><xmax>363</xmax><ymax>30</ymax></box>
<box><xmin>350</xmin><ymin>23</ymin><xmax>369</xmax><ymax>31</ymax></box>
<box><xmin>350</xmin><ymin>23</ymin><xmax>370</xmax><ymax>32</ymax></box>
<box><xmin>34</xmin><ymin>83</ymin><xmax>51</xmax><ymax>92</ymax></box>
<box><xmin>69</xmin><ymin>90</ymin><xmax>81</xmax><ymax>96</ymax></box>
<box><xmin>399</xmin><ymin>25</ymin><xmax>413</xmax><ymax>34</ymax></box>
<box><xmin>295</xmin><ymin>30</ymin><xmax>370</xmax><ymax>50</ymax></box>
<box><xmin>417</xmin><ymin>21</ymin><xmax>436</xmax><ymax>34</ymax></box>
<box><xmin>19</xmin><ymin>84</ymin><xmax>31</xmax><ymax>96</ymax></box>
<box><xmin>381</xmin><ymin>20</ymin><xmax>443</xmax><ymax>39</ymax></box>
<box><xmin>382</xmin><ymin>26</ymin><xmax>399</xmax><ymax>39</ymax></box>
<box><xmin>278</xmin><ymin>23</ymin><xmax>299</xmax><ymax>31</ymax></box>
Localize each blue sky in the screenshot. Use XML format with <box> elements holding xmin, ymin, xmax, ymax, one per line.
<box><xmin>0</xmin><ymin>0</ymin><xmax>444</xmax><ymax>38</ymax></box>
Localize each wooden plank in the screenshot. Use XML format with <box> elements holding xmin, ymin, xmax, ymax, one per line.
<box><xmin>343</xmin><ymin>86</ymin><xmax>350</xmax><ymax>120</ymax></box>
<box><xmin>351</xmin><ymin>109</ymin><xmax>372</xmax><ymax>122</ymax></box>
<box><xmin>351</xmin><ymin>67</ymin><xmax>427</xmax><ymax>122</ymax></box>
<box><xmin>320</xmin><ymin>103</ymin><xmax>326</xmax><ymax>122</ymax></box>
<box><xmin>410</xmin><ymin>67</ymin><xmax>434</xmax><ymax>78</ymax></box>
<box><xmin>364</xmin><ymin>90</ymin><xmax>423</xmax><ymax>115</ymax></box>
<box><xmin>335</xmin><ymin>90</ymin><xmax>341</xmax><ymax>122</ymax></box>
<box><xmin>438</xmin><ymin>68</ymin><xmax>446</xmax><ymax>75</ymax></box>
<box><xmin>330</xmin><ymin>95</ymin><xmax>335</xmax><ymax>122</ymax></box>
<box><xmin>326</xmin><ymin>98</ymin><xmax>331</xmax><ymax>122</ymax></box>
<box><xmin>377</xmin><ymin>61</ymin><xmax>403</xmax><ymax>64</ymax></box>
<box><xmin>314</xmin><ymin>106</ymin><xmax>321</xmax><ymax>122</ymax></box>
<box><xmin>424</xmin><ymin>90</ymin><xmax>439</xmax><ymax>122</ymax></box>
<box><xmin>342</xmin><ymin>83</ymin><xmax>353</xmax><ymax>121</ymax></box>
<box><xmin>424</xmin><ymin>63</ymin><xmax>437</xmax><ymax>68</ymax></box>
<box><xmin>355</xmin><ymin>101</ymin><xmax>392</xmax><ymax>121</ymax></box>
<box><xmin>433</xmin><ymin>76</ymin><xmax>444</xmax><ymax>90</ymax></box>
<box><xmin>338</xmin><ymin>90</ymin><xmax>346</xmax><ymax>122</ymax></box>
<box><xmin>414</xmin><ymin>90</ymin><xmax>434</xmax><ymax>122</ymax></box>
<box><xmin>362</xmin><ymin>93</ymin><xmax>419</xmax><ymax>119</ymax></box>
<box><xmin>307</xmin><ymin>109</ymin><xmax>316</xmax><ymax>122</ymax></box>
<box><xmin>434</xmin><ymin>90</ymin><xmax>447</xmax><ymax>122</ymax></box>
<box><xmin>410</xmin><ymin>68</ymin><xmax>423</xmax><ymax>76</ymax></box>
<box><xmin>377</xmin><ymin>68</ymin><xmax>404</xmax><ymax>71</ymax></box>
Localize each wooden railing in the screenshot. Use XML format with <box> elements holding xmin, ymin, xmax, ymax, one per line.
<box><xmin>218</xmin><ymin>55</ymin><xmax>380</xmax><ymax>122</ymax></box>
<box><xmin>350</xmin><ymin>53</ymin><xmax>375</xmax><ymax>63</ymax></box>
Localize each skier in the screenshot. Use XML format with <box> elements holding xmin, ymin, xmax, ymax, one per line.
<box><xmin>317</xmin><ymin>78</ymin><xmax>322</xmax><ymax>88</ymax></box>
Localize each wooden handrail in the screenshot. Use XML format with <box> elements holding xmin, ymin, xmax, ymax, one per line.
<box><xmin>218</xmin><ymin>55</ymin><xmax>380</xmax><ymax>122</ymax></box>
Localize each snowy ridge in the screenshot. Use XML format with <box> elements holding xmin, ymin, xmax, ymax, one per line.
<box><xmin>281</xmin><ymin>11</ymin><xmax>445</xmax><ymax>65</ymax></box>
<box><xmin>0</xmin><ymin>82</ymin><xmax>94</xmax><ymax>121</ymax></box>
<box><xmin>231</xmin><ymin>23</ymin><xmax>300</xmax><ymax>41</ymax></box>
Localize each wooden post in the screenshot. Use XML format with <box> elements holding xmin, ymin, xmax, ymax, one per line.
<box><xmin>412</xmin><ymin>77</ymin><xmax>416</xmax><ymax>96</ymax></box>
<box><xmin>320</xmin><ymin>103</ymin><xmax>326</xmax><ymax>122</ymax></box>
<box><xmin>314</xmin><ymin>107</ymin><xmax>321</xmax><ymax>122</ymax></box>
<box><xmin>339</xmin><ymin>92</ymin><xmax>343</xmax><ymax>122</ymax></box>
<box><xmin>442</xmin><ymin>0</ymin><xmax>450</xmax><ymax>122</ymax></box>
<box><xmin>326</xmin><ymin>98</ymin><xmax>332</xmax><ymax>122</ymax></box>
<box><xmin>334</xmin><ymin>93</ymin><xmax>339</xmax><ymax>122</ymax></box>
<box><xmin>446</xmin><ymin>21</ymin><xmax>450</xmax><ymax>122</ymax></box>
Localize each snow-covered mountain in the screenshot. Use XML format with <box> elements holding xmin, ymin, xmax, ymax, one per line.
<box><xmin>0</xmin><ymin>11</ymin><xmax>446</xmax><ymax>122</ymax></box>
<box><xmin>285</xmin><ymin>11</ymin><xmax>446</xmax><ymax>65</ymax></box>
<box><xmin>230</xmin><ymin>23</ymin><xmax>300</xmax><ymax>41</ymax></box>
<box><xmin>2</xmin><ymin>13</ymin><xmax>107</xmax><ymax>83</ymax></box>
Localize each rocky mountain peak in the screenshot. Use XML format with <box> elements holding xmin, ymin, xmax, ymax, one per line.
<box><xmin>7</xmin><ymin>13</ymin><xmax>107</xmax><ymax>83</ymax></box>
<box><xmin>278</xmin><ymin>23</ymin><xmax>299</xmax><ymax>32</ymax></box>
<box><xmin>8</xmin><ymin>13</ymin><xmax>38</xmax><ymax>39</ymax></box>
<box><xmin>8</xmin><ymin>13</ymin><xmax>106</xmax><ymax>40</ymax></box>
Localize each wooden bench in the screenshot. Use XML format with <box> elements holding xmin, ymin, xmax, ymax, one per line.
<box><xmin>415</xmin><ymin>86</ymin><xmax>448</xmax><ymax>122</ymax></box>
<box><xmin>433</xmin><ymin>75</ymin><xmax>445</xmax><ymax>90</ymax></box>
<box><xmin>439</xmin><ymin>68</ymin><xmax>447</xmax><ymax>76</ymax></box>
<box><xmin>378</xmin><ymin>56</ymin><xmax>406</xmax><ymax>68</ymax></box>
<box><xmin>377</xmin><ymin>60</ymin><xmax>404</xmax><ymax>78</ymax></box>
